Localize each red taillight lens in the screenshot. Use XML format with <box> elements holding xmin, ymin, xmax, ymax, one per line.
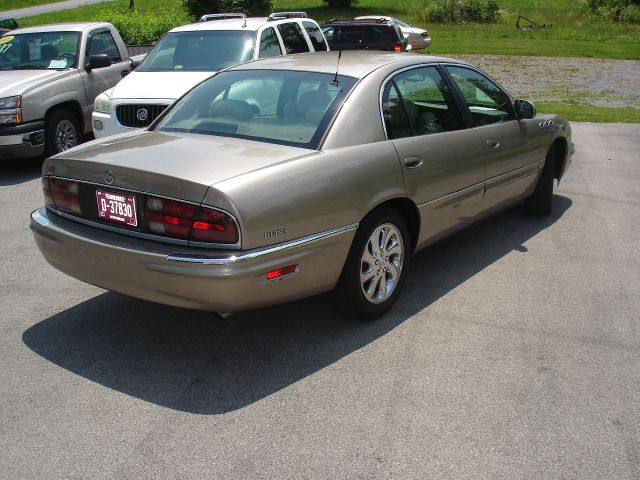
<box><xmin>42</xmin><ymin>177</ymin><xmax>54</xmax><ymax>208</ymax></box>
<box><xmin>143</xmin><ymin>196</ymin><xmax>196</xmax><ymax>239</ymax></box>
<box><xmin>142</xmin><ymin>196</ymin><xmax>238</xmax><ymax>244</ymax></box>
<box><xmin>46</xmin><ymin>177</ymin><xmax>81</xmax><ymax>215</ymax></box>
<box><xmin>394</xmin><ymin>43</ymin><xmax>403</xmax><ymax>52</ymax></box>
<box><xmin>191</xmin><ymin>207</ymin><xmax>238</xmax><ymax>244</ymax></box>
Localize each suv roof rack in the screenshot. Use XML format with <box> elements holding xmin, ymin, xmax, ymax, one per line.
<box><xmin>267</xmin><ymin>11</ymin><xmax>308</xmax><ymax>21</ymax></box>
<box><xmin>198</xmin><ymin>13</ymin><xmax>247</xmax><ymax>23</ymax></box>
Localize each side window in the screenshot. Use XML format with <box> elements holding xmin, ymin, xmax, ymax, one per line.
<box><xmin>259</xmin><ymin>27</ymin><xmax>283</xmax><ymax>58</ymax></box>
<box><xmin>381</xmin><ymin>82</ymin><xmax>412</xmax><ymax>140</ymax></box>
<box><xmin>87</xmin><ymin>30</ymin><xmax>121</xmax><ymax>62</ymax></box>
<box><xmin>384</xmin><ymin>66</ymin><xmax>464</xmax><ymax>139</ymax></box>
<box><xmin>302</xmin><ymin>21</ymin><xmax>328</xmax><ymax>51</ymax></box>
<box><xmin>446</xmin><ymin>66</ymin><xmax>516</xmax><ymax>126</ymax></box>
<box><xmin>276</xmin><ymin>22</ymin><xmax>310</xmax><ymax>54</ymax></box>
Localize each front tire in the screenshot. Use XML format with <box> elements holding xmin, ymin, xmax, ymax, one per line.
<box><xmin>46</xmin><ymin>110</ymin><xmax>80</xmax><ymax>156</ymax></box>
<box><xmin>330</xmin><ymin>208</ymin><xmax>411</xmax><ymax>320</ymax></box>
<box><xmin>526</xmin><ymin>147</ymin><xmax>556</xmax><ymax>216</ymax></box>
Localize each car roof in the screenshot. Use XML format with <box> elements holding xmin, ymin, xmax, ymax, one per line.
<box><xmin>8</xmin><ymin>22</ymin><xmax>110</xmax><ymax>34</ymax></box>
<box><xmin>171</xmin><ymin>16</ymin><xmax>316</xmax><ymax>33</ymax></box>
<box><xmin>229</xmin><ymin>50</ymin><xmax>465</xmax><ymax>79</ymax></box>
<box><xmin>322</xmin><ymin>19</ymin><xmax>395</xmax><ymax>26</ymax></box>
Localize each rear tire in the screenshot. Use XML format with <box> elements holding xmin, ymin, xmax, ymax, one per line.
<box><xmin>46</xmin><ymin>110</ymin><xmax>80</xmax><ymax>156</ymax></box>
<box><xmin>330</xmin><ymin>207</ymin><xmax>411</xmax><ymax>320</ymax></box>
<box><xmin>526</xmin><ymin>147</ymin><xmax>556</xmax><ymax>216</ymax></box>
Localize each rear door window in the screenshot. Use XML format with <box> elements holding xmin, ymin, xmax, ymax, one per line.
<box><xmin>277</xmin><ymin>22</ymin><xmax>310</xmax><ymax>54</ymax></box>
<box><xmin>302</xmin><ymin>21</ymin><xmax>328</xmax><ymax>51</ymax></box>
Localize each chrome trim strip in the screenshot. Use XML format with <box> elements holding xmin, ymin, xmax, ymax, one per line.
<box><xmin>166</xmin><ymin>223</ymin><xmax>359</xmax><ymax>265</ymax></box>
<box><xmin>485</xmin><ymin>161</ymin><xmax>540</xmax><ymax>186</ymax></box>
<box><xmin>417</xmin><ymin>181</ymin><xmax>485</xmax><ymax>208</ymax></box>
<box><xmin>45</xmin><ymin>175</ymin><xmax>242</xmax><ymax>250</ymax></box>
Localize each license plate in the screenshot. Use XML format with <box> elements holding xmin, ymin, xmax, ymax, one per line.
<box><xmin>96</xmin><ymin>189</ymin><xmax>137</xmax><ymax>227</ymax></box>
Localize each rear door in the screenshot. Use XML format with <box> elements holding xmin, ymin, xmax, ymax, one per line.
<box><xmin>443</xmin><ymin>65</ymin><xmax>546</xmax><ymax>210</ymax></box>
<box><xmin>382</xmin><ymin>65</ymin><xmax>486</xmax><ymax>248</ymax></box>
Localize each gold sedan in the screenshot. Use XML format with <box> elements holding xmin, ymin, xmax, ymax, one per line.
<box><xmin>31</xmin><ymin>51</ymin><xmax>573</xmax><ymax>319</ymax></box>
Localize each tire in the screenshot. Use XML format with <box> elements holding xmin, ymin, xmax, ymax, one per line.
<box><xmin>330</xmin><ymin>207</ymin><xmax>412</xmax><ymax>320</ymax></box>
<box><xmin>526</xmin><ymin>147</ymin><xmax>556</xmax><ymax>216</ymax></box>
<box><xmin>46</xmin><ymin>110</ymin><xmax>80</xmax><ymax>156</ymax></box>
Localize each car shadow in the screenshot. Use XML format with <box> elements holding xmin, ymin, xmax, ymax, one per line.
<box><xmin>0</xmin><ymin>156</ymin><xmax>43</xmax><ymax>186</ymax></box>
<box><xmin>22</xmin><ymin>196</ymin><xmax>572</xmax><ymax>415</ymax></box>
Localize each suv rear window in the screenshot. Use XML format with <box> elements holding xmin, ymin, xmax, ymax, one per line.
<box><xmin>322</xmin><ymin>23</ymin><xmax>401</xmax><ymax>51</ymax></box>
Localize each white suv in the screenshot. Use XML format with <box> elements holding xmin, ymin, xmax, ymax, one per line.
<box><xmin>92</xmin><ymin>12</ymin><xmax>328</xmax><ymax>138</ymax></box>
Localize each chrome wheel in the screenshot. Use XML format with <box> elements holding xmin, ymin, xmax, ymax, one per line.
<box><xmin>360</xmin><ymin>223</ymin><xmax>404</xmax><ymax>304</ymax></box>
<box><xmin>54</xmin><ymin>119</ymin><xmax>78</xmax><ymax>152</ymax></box>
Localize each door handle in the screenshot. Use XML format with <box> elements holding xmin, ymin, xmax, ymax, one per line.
<box><xmin>486</xmin><ymin>139</ymin><xmax>501</xmax><ymax>150</ymax></box>
<box><xmin>121</xmin><ymin>70</ymin><xmax>130</xmax><ymax>77</ymax></box>
<box><xmin>403</xmin><ymin>156</ymin><xmax>423</xmax><ymax>169</ymax></box>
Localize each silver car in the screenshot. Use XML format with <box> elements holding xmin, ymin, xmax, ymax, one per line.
<box><xmin>31</xmin><ymin>51</ymin><xmax>573</xmax><ymax>319</ymax></box>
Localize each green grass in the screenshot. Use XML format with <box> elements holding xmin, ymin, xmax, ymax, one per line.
<box><xmin>537</xmin><ymin>103</ymin><xmax>640</xmax><ymax>123</ymax></box>
<box><xmin>17</xmin><ymin>0</ymin><xmax>182</xmax><ymax>26</ymax></box>
<box><xmin>0</xmin><ymin>0</ymin><xmax>62</xmax><ymax>11</ymax></box>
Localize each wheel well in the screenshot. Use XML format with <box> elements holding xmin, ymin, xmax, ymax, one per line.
<box><xmin>369</xmin><ymin>198</ymin><xmax>421</xmax><ymax>252</ymax></box>
<box><xmin>551</xmin><ymin>137</ymin><xmax>567</xmax><ymax>181</ymax></box>
<box><xmin>45</xmin><ymin>101</ymin><xmax>84</xmax><ymax>132</ymax></box>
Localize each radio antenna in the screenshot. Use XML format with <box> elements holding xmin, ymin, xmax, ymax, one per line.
<box><xmin>331</xmin><ymin>49</ymin><xmax>342</xmax><ymax>87</ymax></box>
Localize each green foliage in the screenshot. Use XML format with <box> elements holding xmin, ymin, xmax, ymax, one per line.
<box><xmin>586</xmin><ymin>0</ymin><xmax>640</xmax><ymax>22</ymax></box>
<box><xmin>321</xmin><ymin>0</ymin><xmax>359</xmax><ymax>7</ymax></box>
<box><xmin>181</xmin><ymin>0</ymin><xmax>274</xmax><ymax>21</ymax></box>
<box><xmin>413</xmin><ymin>0</ymin><xmax>500</xmax><ymax>24</ymax></box>
<box><xmin>96</xmin><ymin>8</ymin><xmax>189</xmax><ymax>44</ymax></box>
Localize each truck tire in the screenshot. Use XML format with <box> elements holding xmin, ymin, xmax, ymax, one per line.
<box><xmin>46</xmin><ymin>110</ymin><xmax>80</xmax><ymax>156</ymax></box>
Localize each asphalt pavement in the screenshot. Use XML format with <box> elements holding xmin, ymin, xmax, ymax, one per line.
<box><xmin>0</xmin><ymin>123</ymin><xmax>639</xmax><ymax>479</ymax></box>
<box><xmin>1</xmin><ymin>0</ymin><xmax>115</xmax><ymax>20</ymax></box>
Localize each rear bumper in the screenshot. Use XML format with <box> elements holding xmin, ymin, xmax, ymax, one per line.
<box><xmin>0</xmin><ymin>121</ymin><xmax>45</xmax><ymax>159</ymax></box>
<box><xmin>31</xmin><ymin>207</ymin><xmax>356</xmax><ymax>312</ymax></box>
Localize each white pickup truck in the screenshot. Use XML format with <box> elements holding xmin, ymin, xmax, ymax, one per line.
<box><xmin>0</xmin><ymin>22</ymin><xmax>138</xmax><ymax>159</ymax></box>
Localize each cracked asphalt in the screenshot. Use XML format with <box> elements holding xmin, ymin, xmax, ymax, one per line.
<box><xmin>1</xmin><ymin>123</ymin><xmax>639</xmax><ymax>479</ymax></box>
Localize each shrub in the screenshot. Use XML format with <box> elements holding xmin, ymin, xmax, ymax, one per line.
<box><xmin>322</xmin><ymin>0</ymin><xmax>359</xmax><ymax>7</ymax></box>
<box><xmin>414</xmin><ymin>0</ymin><xmax>500</xmax><ymax>24</ymax></box>
<box><xmin>181</xmin><ymin>0</ymin><xmax>273</xmax><ymax>21</ymax></box>
<box><xmin>586</xmin><ymin>0</ymin><xmax>640</xmax><ymax>22</ymax></box>
<box><xmin>97</xmin><ymin>9</ymin><xmax>188</xmax><ymax>44</ymax></box>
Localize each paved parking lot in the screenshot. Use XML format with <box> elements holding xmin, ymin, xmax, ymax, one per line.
<box><xmin>1</xmin><ymin>123</ymin><xmax>639</xmax><ymax>479</ymax></box>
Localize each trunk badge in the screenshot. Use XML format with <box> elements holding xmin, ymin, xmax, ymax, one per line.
<box><xmin>105</xmin><ymin>169</ymin><xmax>115</xmax><ymax>185</ymax></box>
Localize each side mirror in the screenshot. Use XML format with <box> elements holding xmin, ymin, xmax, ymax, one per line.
<box><xmin>130</xmin><ymin>58</ymin><xmax>142</xmax><ymax>70</ymax></box>
<box><xmin>515</xmin><ymin>99</ymin><xmax>536</xmax><ymax>120</ymax></box>
<box><xmin>85</xmin><ymin>54</ymin><xmax>111</xmax><ymax>71</ymax></box>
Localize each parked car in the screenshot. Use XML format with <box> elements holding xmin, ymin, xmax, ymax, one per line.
<box><xmin>92</xmin><ymin>11</ymin><xmax>329</xmax><ymax>139</ymax></box>
<box><xmin>31</xmin><ymin>51</ymin><xmax>573</xmax><ymax>319</ymax></box>
<box><xmin>354</xmin><ymin>16</ymin><xmax>431</xmax><ymax>49</ymax></box>
<box><xmin>0</xmin><ymin>18</ymin><xmax>18</xmax><ymax>34</ymax></box>
<box><xmin>0</xmin><ymin>22</ymin><xmax>137</xmax><ymax>159</ymax></box>
<box><xmin>321</xmin><ymin>18</ymin><xmax>408</xmax><ymax>52</ymax></box>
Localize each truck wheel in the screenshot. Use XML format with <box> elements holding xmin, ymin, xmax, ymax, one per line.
<box><xmin>46</xmin><ymin>110</ymin><xmax>80</xmax><ymax>156</ymax></box>
<box><xmin>330</xmin><ymin>207</ymin><xmax>411</xmax><ymax>320</ymax></box>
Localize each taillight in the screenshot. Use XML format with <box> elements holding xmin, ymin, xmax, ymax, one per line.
<box><xmin>143</xmin><ymin>195</ymin><xmax>239</xmax><ymax>244</ymax></box>
<box><xmin>45</xmin><ymin>177</ymin><xmax>81</xmax><ymax>215</ymax></box>
<box><xmin>394</xmin><ymin>43</ymin><xmax>403</xmax><ymax>52</ymax></box>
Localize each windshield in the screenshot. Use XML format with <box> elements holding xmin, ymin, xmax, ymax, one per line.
<box><xmin>156</xmin><ymin>70</ymin><xmax>357</xmax><ymax>149</ymax></box>
<box><xmin>138</xmin><ymin>30</ymin><xmax>255</xmax><ymax>72</ymax></box>
<box><xmin>0</xmin><ymin>32</ymin><xmax>79</xmax><ymax>70</ymax></box>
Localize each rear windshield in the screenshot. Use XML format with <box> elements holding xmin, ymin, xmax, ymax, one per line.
<box><xmin>0</xmin><ymin>32</ymin><xmax>79</xmax><ymax>70</ymax></box>
<box><xmin>323</xmin><ymin>25</ymin><xmax>398</xmax><ymax>49</ymax></box>
<box><xmin>156</xmin><ymin>70</ymin><xmax>357</xmax><ymax>149</ymax></box>
<box><xmin>138</xmin><ymin>30</ymin><xmax>255</xmax><ymax>72</ymax></box>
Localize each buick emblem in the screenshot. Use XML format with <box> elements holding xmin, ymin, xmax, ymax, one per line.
<box><xmin>136</xmin><ymin>108</ymin><xmax>148</xmax><ymax>121</ymax></box>
<box><xmin>104</xmin><ymin>169</ymin><xmax>114</xmax><ymax>185</ymax></box>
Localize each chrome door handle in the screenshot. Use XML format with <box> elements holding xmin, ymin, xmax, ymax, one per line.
<box><xmin>486</xmin><ymin>139</ymin><xmax>501</xmax><ymax>150</ymax></box>
<box><xmin>403</xmin><ymin>156</ymin><xmax>423</xmax><ymax>169</ymax></box>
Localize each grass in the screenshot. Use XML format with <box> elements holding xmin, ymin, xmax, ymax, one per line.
<box><xmin>537</xmin><ymin>103</ymin><xmax>640</xmax><ymax>123</ymax></box>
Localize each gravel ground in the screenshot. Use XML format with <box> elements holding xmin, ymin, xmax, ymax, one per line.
<box><xmin>452</xmin><ymin>55</ymin><xmax>640</xmax><ymax>108</ymax></box>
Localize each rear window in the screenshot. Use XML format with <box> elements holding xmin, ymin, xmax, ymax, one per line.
<box><xmin>138</xmin><ymin>30</ymin><xmax>255</xmax><ymax>72</ymax></box>
<box><xmin>155</xmin><ymin>70</ymin><xmax>357</xmax><ymax>149</ymax></box>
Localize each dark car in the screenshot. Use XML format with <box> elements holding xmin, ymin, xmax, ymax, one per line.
<box><xmin>0</xmin><ymin>18</ymin><xmax>18</xmax><ymax>34</ymax></box>
<box><xmin>321</xmin><ymin>19</ymin><xmax>408</xmax><ymax>52</ymax></box>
